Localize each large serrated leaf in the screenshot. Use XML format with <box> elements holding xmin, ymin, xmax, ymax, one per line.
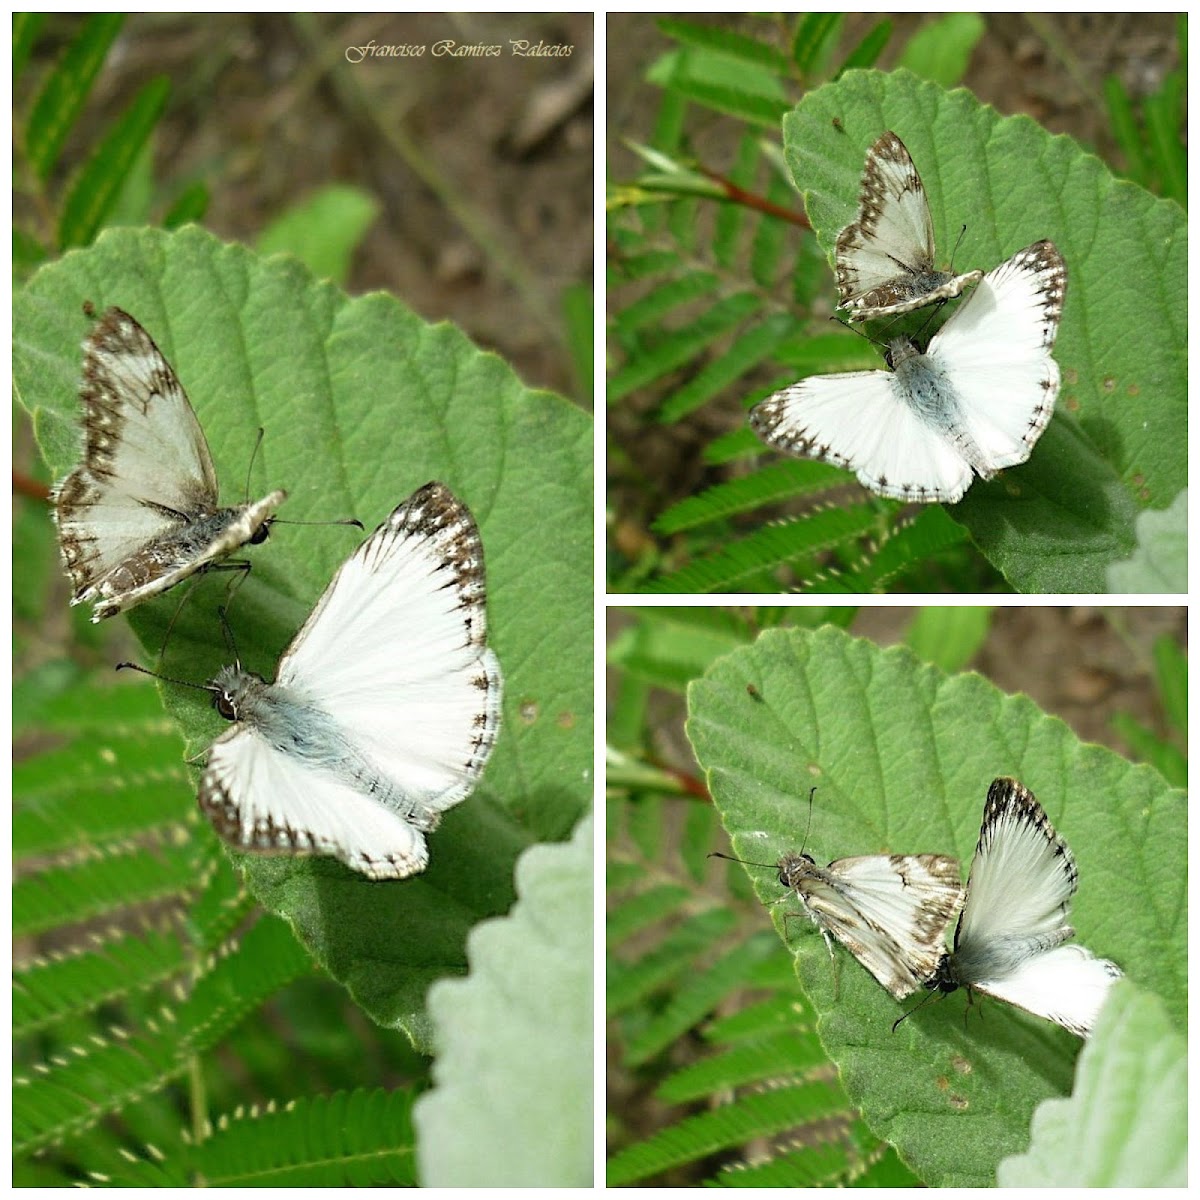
<box><xmin>782</xmin><ymin>70</ymin><xmax>1185</xmax><ymax>594</ymax></box>
<box><xmin>686</xmin><ymin>624</ymin><xmax>1184</xmax><ymax>1187</ymax></box>
<box><xmin>997</xmin><ymin>982</ymin><xmax>1186</xmax><ymax>1187</ymax></box>
<box><xmin>414</xmin><ymin>812</ymin><xmax>592</xmax><ymax>1186</ymax></box>
<box><xmin>13</xmin><ymin>224</ymin><xmax>592</xmax><ymax>1050</ymax></box>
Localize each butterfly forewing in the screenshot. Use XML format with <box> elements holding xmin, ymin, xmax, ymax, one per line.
<box><xmin>782</xmin><ymin>851</ymin><xmax>964</xmax><ymax>1000</ymax></box>
<box><xmin>52</xmin><ymin>307</ymin><xmax>286</xmax><ymax>620</ymax></box>
<box><xmin>953</xmin><ymin>777</ymin><xmax>1077</xmax><ymax>970</ymax></box>
<box><xmin>835</xmin><ymin>131</ymin><xmax>982</xmax><ymax>322</ymax></box>
<box><xmin>198</xmin><ymin>481</ymin><xmax>502</xmax><ymax>881</ymax></box>
<box><xmin>926</xmin><ymin>241</ymin><xmax>1066</xmax><ymax>471</ymax></box>
<box><xmin>938</xmin><ymin>778</ymin><xmax>1121</xmax><ymax>1037</ymax></box>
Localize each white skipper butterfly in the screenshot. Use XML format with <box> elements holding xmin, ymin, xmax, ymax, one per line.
<box><xmin>926</xmin><ymin>777</ymin><xmax>1122</xmax><ymax>1037</ymax></box>
<box><xmin>190</xmin><ymin>481</ymin><xmax>502</xmax><ymax>880</ymax></box>
<box><xmin>751</xmin><ymin>240</ymin><xmax>1067</xmax><ymax>502</ymax></box>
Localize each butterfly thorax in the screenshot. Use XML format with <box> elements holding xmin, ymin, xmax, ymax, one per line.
<box><xmin>853</xmin><ymin>267</ymin><xmax>951</xmax><ymax>312</ymax></box>
<box><xmin>209</xmin><ymin>666</ymin><xmax>438</xmax><ymax>832</ymax></box>
<box><xmin>888</xmin><ymin>342</ymin><xmax>991</xmax><ymax>478</ymax></box>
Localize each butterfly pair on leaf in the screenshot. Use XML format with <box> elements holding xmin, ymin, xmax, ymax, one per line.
<box><xmin>730</xmin><ymin>778</ymin><xmax>1120</xmax><ymax>1038</ymax></box>
<box><xmin>751</xmin><ymin>131</ymin><xmax>1067</xmax><ymax>504</ymax></box>
<box><xmin>52</xmin><ymin>307</ymin><xmax>502</xmax><ymax>880</ymax></box>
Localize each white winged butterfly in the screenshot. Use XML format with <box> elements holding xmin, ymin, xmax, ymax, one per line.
<box><xmin>195</xmin><ymin>481</ymin><xmax>503</xmax><ymax>880</ymax></box>
<box><xmin>835</xmin><ymin>131</ymin><xmax>983</xmax><ymax>322</ymax></box>
<box><xmin>926</xmin><ymin>777</ymin><xmax>1122</xmax><ymax>1037</ymax></box>
<box><xmin>750</xmin><ymin>240</ymin><xmax>1067</xmax><ymax>503</ymax></box>
<box><xmin>52</xmin><ymin>307</ymin><xmax>286</xmax><ymax>621</ymax></box>
<box><xmin>714</xmin><ymin>844</ymin><xmax>964</xmax><ymax>1000</ymax></box>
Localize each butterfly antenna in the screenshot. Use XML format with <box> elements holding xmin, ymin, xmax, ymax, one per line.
<box><xmin>949</xmin><ymin>223</ymin><xmax>968</xmax><ymax>268</ymax></box>
<box><xmin>243</xmin><ymin>427</ymin><xmax>266</xmax><ymax>503</ymax></box>
<box><xmin>115</xmin><ymin>660</ymin><xmax>214</xmax><ymax>694</ymax></box>
<box><xmin>891</xmin><ymin>986</ymin><xmax>942</xmax><ymax>1033</ymax></box>
<box><xmin>270</xmin><ymin>515</ymin><xmax>364</xmax><ymax>530</ymax></box>
<box><xmin>799</xmin><ymin>785</ymin><xmax>817</xmax><ymax>856</ymax></box>
<box><xmin>708</xmin><ymin>850</ymin><xmax>777</xmax><ymax>870</ymax></box>
<box><xmin>155</xmin><ymin>574</ymin><xmax>207</xmax><ymax>670</ymax></box>
<box><xmin>216</xmin><ymin>605</ymin><xmax>242</xmax><ymax>667</ymax></box>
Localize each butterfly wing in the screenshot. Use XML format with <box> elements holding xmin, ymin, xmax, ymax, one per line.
<box><xmin>52</xmin><ymin>307</ymin><xmax>284</xmax><ymax>619</ymax></box>
<box><xmin>970</xmin><ymin>944</ymin><xmax>1122</xmax><ymax>1037</ymax></box>
<box><xmin>750</xmin><ymin>361</ymin><xmax>974</xmax><ymax>502</ymax></box>
<box><xmin>924</xmin><ymin>241</ymin><xmax>1066</xmax><ymax>473</ymax></box>
<box><xmin>952</xmin><ymin>777</ymin><xmax>1079</xmax><ymax>982</ymax></box>
<box><xmin>277</xmin><ymin>481</ymin><xmax>502</xmax><ymax>824</ymax></box>
<box><xmin>835</xmin><ymin>131</ymin><xmax>983</xmax><ymax>321</ymax></box>
<box><xmin>201</xmin><ymin>723</ymin><xmax>429</xmax><ymax>879</ymax></box>
<box><xmin>797</xmin><ymin>854</ymin><xmax>964</xmax><ymax>999</ymax></box>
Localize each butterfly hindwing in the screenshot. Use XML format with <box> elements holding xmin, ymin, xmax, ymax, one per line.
<box><xmin>924</xmin><ymin>240</ymin><xmax>1066</xmax><ymax>472</ymax></box>
<box><xmin>750</xmin><ymin>359</ymin><xmax>975</xmax><ymax>502</ymax></box>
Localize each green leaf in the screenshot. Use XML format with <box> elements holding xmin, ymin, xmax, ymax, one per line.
<box><xmin>904</xmin><ymin>606</ymin><xmax>994</xmax><ymax>671</ymax></box>
<box><xmin>13</xmin><ymin>223</ymin><xmax>592</xmax><ymax>1048</ymax></box>
<box><xmin>686</xmin><ymin>624</ymin><xmax>1184</xmax><ymax>1188</ymax></box>
<box><xmin>162</xmin><ymin>180</ymin><xmax>210</xmax><ymax>229</ymax></box>
<box><xmin>58</xmin><ymin>76</ymin><xmax>170</xmax><ymax>249</ymax></box>
<box><xmin>837</xmin><ymin>20</ymin><xmax>892</xmax><ymax>75</ymax></box>
<box><xmin>1103</xmin><ymin>75</ymin><xmax>1151</xmax><ymax>186</ymax></box>
<box><xmin>24</xmin><ymin>12</ymin><xmax>124</xmax><ymax>179</ymax></box>
<box><xmin>196</xmin><ymin>1088</ymin><xmax>417</xmax><ymax>1186</ymax></box>
<box><xmin>562</xmin><ymin>281</ymin><xmax>593</xmax><ymax>404</ymax></box>
<box><xmin>1152</xmin><ymin>632</ymin><xmax>1187</xmax><ymax>734</ymax></box>
<box><xmin>997</xmin><ymin>983</ymin><xmax>1186</xmax><ymax>1187</ymax></box>
<box><xmin>12</xmin><ymin>12</ymin><xmax>48</xmax><ymax>81</ymax></box>
<box><xmin>896</xmin><ymin>13</ymin><xmax>985</xmax><ymax>86</ymax></box>
<box><xmin>414</xmin><ymin>813</ymin><xmax>592</xmax><ymax>1186</ymax></box>
<box><xmin>1106</xmin><ymin>488</ymin><xmax>1187</xmax><ymax>592</ymax></box>
<box><xmin>257</xmin><ymin>184</ymin><xmax>380</xmax><ymax>286</ymax></box>
<box><xmin>656</xmin><ymin>17</ymin><xmax>792</xmax><ymax>75</ymax></box>
<box><xmin>792</xmin><ymin>14</ymin><xmax>844</xmax><ymax>77</ymax></box>
<box><xmin>649</xmin><ymin>47</ymin><xmax>791</xmax><ymax>128</ymax></box>
<box><xmin>782</xmin><ymin>70</ymin><xmax>1186</xmax><ymax>593</ymax></box>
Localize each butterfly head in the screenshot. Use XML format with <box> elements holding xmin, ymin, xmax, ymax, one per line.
<box><xmin>776</xmin><ymin>851</ymin><xmax>818</xmax><ymax>890</ymax></box>
<box><xmin>208</xmin><ymin>663</ymin><xmax>268</xmax><ymax>724</ymax></box>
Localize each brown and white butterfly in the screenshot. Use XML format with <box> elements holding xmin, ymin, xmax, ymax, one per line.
<box><xmin>835</xmin><ymin>131</ymin><xmax>983</xmax><ymax>322</ymax></box>
<box><xmin>53</xmin><ymin>307</ymin><xmax>285</xmax><ymax>621</ymax></box>
<box><xmin>715</xmin><ymin>845</ymin><xmax>965</xmax><ymax>1000</ymax></box>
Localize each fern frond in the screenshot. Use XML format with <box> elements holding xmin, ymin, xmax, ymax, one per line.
<box><xmin>14</xmin><ymin>924</ymin><xmax>187</xmax><ymax>1038</ymax></box>
<box><xmin>193</xmin><ymin>1088</ymin><xmax>417</xmax><ymax>1187</ymax></box>
<box><xmin>654</xmin><ymin>460</ymin><xmax>846</xmax><ymax>534</ymax></box>
<box><xmin>643</xmin><ymin>504</ymin><xmax>879</xmax><ymax>593</ymax></box>
<box><xmin>608</xmin><ymin>292</ymin><xmax>763</xmax><ymax>403</ymax></box>
<box><xmin>13</xmin><ymin>839</ymin><xmax>199</xmax><ymax>937</ymax></box>
<box><xmin>608</xmin><ymin>1081</ymin><xmax>849</xmax><ymax>1186</ymax></box>
<box><xmin>13</xmin><ymin>917</ymin><xmax>311</xmax><ymax>1156</ymax></box>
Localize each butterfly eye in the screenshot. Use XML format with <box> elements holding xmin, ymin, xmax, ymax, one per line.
<box><xmin>248</xmin><ymin>522</ymin><xmax>272</xmax><ymax>546</ymax></box>
<box><xmin>213</xmin><ymin>690</ymin><xmax>239</xmax><ymax>721</ymax></box>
